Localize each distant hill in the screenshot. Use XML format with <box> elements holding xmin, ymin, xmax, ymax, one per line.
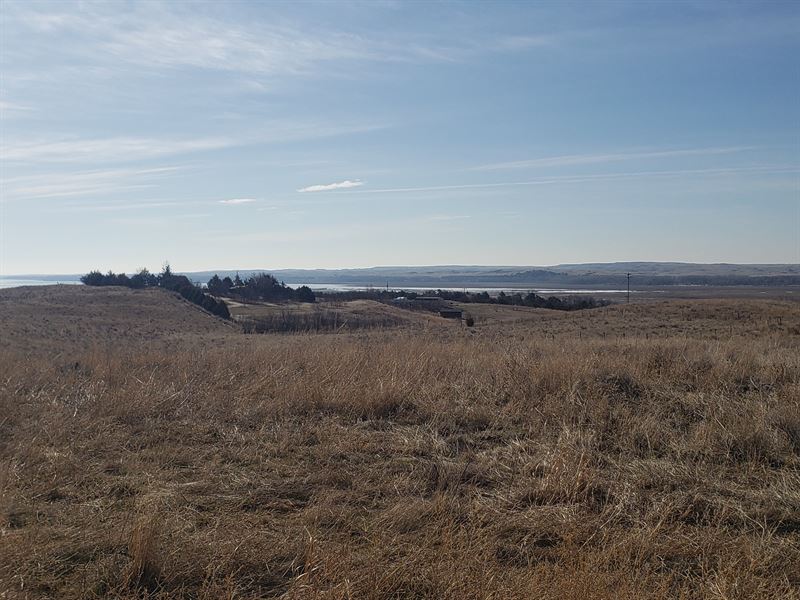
<box><xmin>182</xmin><ymin>263</ymin><xmax>800</xmax><ymax>288</ymax></box>
<box><xmin>4</xmin><ymin>262</ymin><xmax>799</xmax><ymax>290</ymax></box>
<box><xmin>554</xmin><ymin>262</ymin><xmax>800</xmax><ymax>277</ymax></box>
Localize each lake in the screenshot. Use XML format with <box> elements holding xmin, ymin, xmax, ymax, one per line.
<box><xmin>0</xmin><ymin>278</ymin><xmax>83</xmax><ymax>289</ymax></box>
<box><xmin>0</xmin><ymin>278</ymin><xmax>633</xmax><ymax>295</ymax></box>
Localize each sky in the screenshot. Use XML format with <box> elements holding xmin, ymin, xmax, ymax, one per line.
<box><xmin>1</xmin><ymin>0</ymin><xmax>798</xmax><ymax>274</ymax></box>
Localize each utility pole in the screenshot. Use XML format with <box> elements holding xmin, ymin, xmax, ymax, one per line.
<box><xmin>626</xmin><ymin>273</ymin><xmax>631</xmax><ymax>304</ymax></box>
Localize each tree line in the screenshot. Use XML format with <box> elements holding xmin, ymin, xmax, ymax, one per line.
<box><xmin>437</xmin><ymin>289</ymin><xmax>610</xmax><ymax>310</ymax></box>
<box><xmin>316</xmin><ymin>288</ymin><xmax>609</xmax><ymax>311</ymax></box>
<box><xmin>206</xmin><ymin>273</ymin><xmax>316</xmax><ymax>303</ymax></box>
<box><xmin>81</xmin><ymin>265</ymin><xmax>231</xmax><ymax>319</ymax></box>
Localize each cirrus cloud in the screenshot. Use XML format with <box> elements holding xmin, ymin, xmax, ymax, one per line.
<box><xmin>297</xmin><ymin>179</ymin><xmax>364</xmax><ymax>193</ymax></box>
<box><xmin>219</xmin><ymin>198</ymin><xmax>257</xmax><ymax>205</ymax></box>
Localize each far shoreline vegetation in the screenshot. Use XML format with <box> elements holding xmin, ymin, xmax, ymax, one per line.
<box><xmin>81</xmin><ymin>264</ymin><xmax>611</xmax><ymax>328</ymax></box>
<box><xmin>315</xmin><ymin>287</ymin><xmax>611</xmax><ymax>311</ymax></box>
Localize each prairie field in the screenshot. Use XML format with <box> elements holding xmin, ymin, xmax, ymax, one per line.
<box><xmin>1</xmin><ymin>286</ymin><xmax>799</xmax><ymax>599</ymax></box>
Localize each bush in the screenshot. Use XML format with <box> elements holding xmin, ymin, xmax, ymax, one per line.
<box><xmin>80</xmin><ymin>270</ymin><xmax>105</xmax><ymax>286</ymax></box>
<box><xmin>295</xmin><ymin>285</ymin><xmax>316</xmax><ymax>303</ymax></box>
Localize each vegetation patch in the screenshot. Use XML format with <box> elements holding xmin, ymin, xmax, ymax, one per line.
<box><xmin>1</xmin><ymin>292</ymin><xmax>799</xmax><ymax>599</ymax></box>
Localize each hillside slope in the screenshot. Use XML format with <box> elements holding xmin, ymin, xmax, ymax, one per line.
<box><xmin>0</xmin><ymin>285</ymin><xmax>232</xmax><ymax>355</ymax></box>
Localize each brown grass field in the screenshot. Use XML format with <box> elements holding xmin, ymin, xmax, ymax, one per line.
<box><xmin>1</xmin><ymin>285</ymin><xmax>799</xmax><ymax>599</ymax></box>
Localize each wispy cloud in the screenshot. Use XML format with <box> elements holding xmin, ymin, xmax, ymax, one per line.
<box><xmin>326</xmin><ymin>165</ymin><xmax>799</xmax><ymax>195</ymax></box>
<box><xmin>10</xmin><ymin>2</ymin><xmax>793</xmax><ymax>94</ymax></box>
<box><xmin>106</xmin><ymin>213</ymin><xmax>210</xmax><ymax>227</ymax></box>
<box><xmin>0</xmin><ymin>100</ymin><xmax>34</xmax><ymax>114</ymax></box>
<box><xmin>1</xmin><ymin>166</ymin><xmax>182</xmax><ymax>201</ymax></box>
<box><xmin>7</xmin><ymin>4</ymin><xmax>367</xmax><ymax>77</ymax></box>
<box><xmin>2</xmin><ymin>121</ymin><xmax>384</xmax><ymax>166</ymax></box>
<box><xmin>4</xmin><ymin>2</ymin><xmax>540</xmax><ymax>83</ymax></box>
<box><xmin>473</xmin><ymin>147</ymin><xmax>755</xmax><ymax>171</ymax></box>
<box><xmin>2</xmin><ymin>136</ymin><xmax>235</xmax><ymax>164</ymax></box>
<box><xmin>54</xmin><ymin>199</ymin><xmax>203</xmax><ymax>213</ymax></box>
<box><xmin>298</xmin><ymin>179</ymin><xmax>364</xmax><ymax>193</ymax></box>
<box><xmin>219</xmin><ymin>198</ymin><xmax>257</xmax><ymax>205</ymax></box>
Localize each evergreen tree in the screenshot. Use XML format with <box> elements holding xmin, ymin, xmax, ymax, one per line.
<box><xmin>295</xmin><ymin>285</ymin><xmax>316</xmax><ymax>303</ymax></box>
<box><xmin>207</xmin><ymin>274</ymin><xmax>223</xmax><ymax>295</ymax></box>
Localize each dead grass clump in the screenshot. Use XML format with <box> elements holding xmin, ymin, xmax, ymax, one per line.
<box><xmin>685</xmin><ymin>410</ymin><xmax>793</xmax><ymax>466</ymax></box>
<box><xmin>356</xmin><ymin>391</ymin><xmax>420</xmax><ymax>422</ymax></box>
<box><xmin>123</xmin><ymin>499</ymin><xmax>165</xmax><ymax>592</ymax></box>
<box><xmin>425</xmin><ymin>457</ymin><xmax>495</xmax><ymax>496</ymax></box>
<box><xmin>516</xmin><ymin>429</ymin><xmax>614</xmax><ymax>512</ymax></box>
<box><xmin>771</xmin><ymin>406</ymin><xmax>800</xmax><ymax>452</ymax></box>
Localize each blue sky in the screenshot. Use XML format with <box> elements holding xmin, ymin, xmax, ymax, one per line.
<box><xmin>1</xmin><ymin>0</ymin><xmax>798</xmax><ymax>274</ymax></box>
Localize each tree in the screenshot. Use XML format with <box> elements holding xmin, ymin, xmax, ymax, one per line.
<box><xmin>80</xmin><ymin>270</ymin><xmax>104</xmax><ymax>286</ymax></box>
<box><xmin>295</xmin><ymin>285</ymin><xmax>316</xmax><ymax>303</ymax></box>
<box><xmin>130</xmin><ymin>268</ymin><xmax>156</xmax><ymax>289</ymax></box>
<box><xmin>207</xmin><ymin>274</ymin><xmax>223</xmax><ymax>295</ymax></box>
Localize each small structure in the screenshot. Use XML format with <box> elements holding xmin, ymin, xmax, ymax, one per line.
<box><xmin>439</xmin><ymin>308</ymin><xmax>463</xmax><ymax>320</ymax></box>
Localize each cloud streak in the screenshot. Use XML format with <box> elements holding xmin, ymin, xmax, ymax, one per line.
<box><xmin>1</xmin><ymin>166</ymin><xmax>182</xmax><ymax>202</ymax></box>
<box><xmin>298</xmin><ymin>179</ymin><xmax>364</xmax><ymax>193</ymax></box>
<box><xmin>7</xmin><ymin>4</ymin><xmax>368</xmax><ymax>77</ymax></box>
<box><xmin>219</xmin><ymin>198</ymin><xmax>257</xmax><ymax>205</ymax></box>
<box><xmin>54</xmin><ymin>199</ymin><xmax>204</xmax><ymax>213</ymax></box>
<box><xmin>0</xmin><ymin>100</ymin><xmax>34</xmax><ymax>113</ymax></box>
<box><xmin>327</xmin><ymin>165</ymin><xmax>799</xmax><ymax>195</ymax></box>
<box><xmin>2</xmin><ymin>121</ymin><xmax>383</xmax><ymax>165</ymax></box>
<box><xmin>473</xmin><ymin>147</ymin><xmax>755</xmax><ymax>171</ymax></box>
<box><xmin>2</xmin><ymin>136</ymin><xmax>235</xmax><ymax>164</ymax></box>
<box><xmin>4</xmin><ymin>2</ymin><xmax>545</xmax><ymax>84</ymax></box>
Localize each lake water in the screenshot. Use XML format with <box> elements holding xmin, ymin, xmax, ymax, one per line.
<box><xmin>0</xmin><ymin>278</ymin><xmax>82</xmax><ymax>289</ymax></box>
<box><xmin>0</xmin><ymin>278</ymin><xmax>632</xmax><ymax>295</ymax></box>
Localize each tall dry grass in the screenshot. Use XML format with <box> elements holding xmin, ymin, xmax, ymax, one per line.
<box><xmin>1</xmin><ymin>302</ymin><xmax>799</xmax><ymax>599</ymax></box>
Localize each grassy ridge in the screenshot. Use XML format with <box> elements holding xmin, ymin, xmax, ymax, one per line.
<box><xmin>0</xmin><ymin>293</ymin><xmax>799</xmax><ymax>598</ymax></box>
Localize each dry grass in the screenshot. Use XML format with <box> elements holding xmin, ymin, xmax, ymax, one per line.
<box><xmin>228</xmin><ymin>298</ymin><xmax>440</xmax><ymax>332</ymax></box>
<box><xmin>0</xmin><ymin>285</ymin><xmax>233</xmax><ymax>355</ymax></box>
<box><xmin>1</xmin><ymin>288</ymin><xmax>799</xmax><ymax>599</ymax></box>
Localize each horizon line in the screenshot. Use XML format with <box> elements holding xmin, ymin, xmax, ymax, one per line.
<box><xmin>2</xmin><ymin>260</ymin><xmax>799</xmax><ymax>278</ymax></box>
